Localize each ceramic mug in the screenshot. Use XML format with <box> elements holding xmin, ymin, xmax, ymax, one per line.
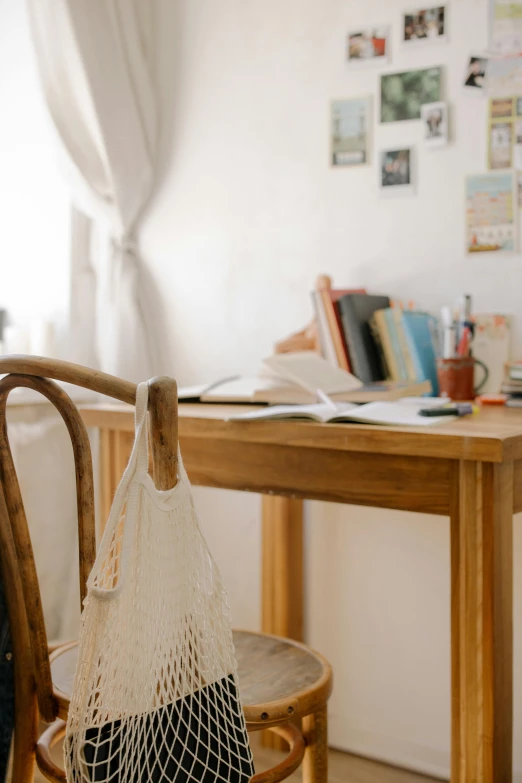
<box><xmin>436</xmin><ymin>357</ymin><xmax>488</xmax><ymax>401</ymax></box>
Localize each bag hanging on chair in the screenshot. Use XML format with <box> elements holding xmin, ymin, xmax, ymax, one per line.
<box><xmin>65</xmin><ymin>382</ymin><xmax>255</xmax><ymax>783</ymax></box>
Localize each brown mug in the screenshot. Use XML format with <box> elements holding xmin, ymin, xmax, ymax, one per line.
<box><xmin>436</xmin><ymin>357</ymin><xmax>488</xmax><ymax>401</ymax></box>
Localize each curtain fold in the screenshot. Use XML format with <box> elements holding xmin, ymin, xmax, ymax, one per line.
<box><xmin>27</xmin><ymin>0</ymin><xmax>158</xmax><ymax>380</ymax></box>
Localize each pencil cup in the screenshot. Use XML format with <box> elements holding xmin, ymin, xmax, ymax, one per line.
<box><xmin>436</xmin><ymin>357</ymin><xmax>488</xmax><ymax>401</ymax></box>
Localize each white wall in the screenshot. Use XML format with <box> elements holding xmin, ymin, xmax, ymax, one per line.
<box><xmin>0</xmin><ymin>0</ymin><xmax>69</xmax><ymax>334</ymax></box>
<box><xmin>140</xmin><ymin>0</ymin><xmax>522</xmax><ymax>778</ymax></box>
<box><xmin>3</xmin><ymin>0</ymin><xmax>522</xmax><ymax>778</ymax></box>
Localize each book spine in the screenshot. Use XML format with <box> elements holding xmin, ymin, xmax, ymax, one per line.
<box><xmin>338</xmin><ymin>299</ymin><xmax>366</xmax><ymax>382</ymax></box>
<box><xmin>393</xmin><ymin>308</ymin><xmax>418</xmax><ymax>381</ymax></box>
<box><xmin>333</xmin><ymin>301</ymin><xmax>353</xmax><ymax>372</ymax></box>
<box><xmin>384</xmin><ymin>309</ymin><xmax>408</xmax><ymax>381</ymax></box>
<box><xmin>321</xmin><ymin>291</ymin><xmax>349</xmax><ymax>371</ymax></box>
<box><xmin>369</xmin><ymin>315</ymin><xmax>391</xmax><ymax>380</ymax></box>
<box><xmin>311</xmin><ymin>291</ymin><xmax>339</xmax><ymax>367</ymax></box>
<box><xmin>401</xmin><ymin>318</ymin><xmax>424</xmax><ymax>381</ymax></box>
<box><xmin>377</xmin><ymin>310</ymin><xmax>400</xmax><ymax>380</ymax></box>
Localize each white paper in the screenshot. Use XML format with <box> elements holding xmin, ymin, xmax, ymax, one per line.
<box><xmin>489</xmin><ymin>0</ymin><xmax>522</xmax><ymax>54</ymax></box>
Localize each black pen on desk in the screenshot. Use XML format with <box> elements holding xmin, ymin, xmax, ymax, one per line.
<box><xmin>419</xmin><ymin>403</ymin><xmax>476</xmax><ymax>417</ymax></box>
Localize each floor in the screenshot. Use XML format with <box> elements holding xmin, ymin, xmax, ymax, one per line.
<box><xmin>251</xmin><ymin>736</ymin><xmax>440</xmax><ymax>783</ymax></box>
<box><xmin>31</xmin><ymin>735</ymin><xmax>440</xmax><ymax>782</ymax></box>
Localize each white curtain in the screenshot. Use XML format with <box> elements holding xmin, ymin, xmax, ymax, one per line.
<box><xmin>27</xmin><ymin>0</ymin><xmax>158</xmax><ymax>381</ymax></box>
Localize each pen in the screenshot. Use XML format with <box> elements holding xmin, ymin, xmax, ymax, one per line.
<box><xmin>316</xmin><ymin>388</ymin><xmax>338</xmax><ymax>411</ymax></box>
<box><xmin>419</xmin><ymin>403</ymin><xmax>475</xmax><ymax>417</ymax></box>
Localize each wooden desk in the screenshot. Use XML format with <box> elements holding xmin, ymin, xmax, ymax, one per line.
<box><xmin>81</xmin><ymin>402</ymin><xmax>522</xmax><ymax>783</ymax></box>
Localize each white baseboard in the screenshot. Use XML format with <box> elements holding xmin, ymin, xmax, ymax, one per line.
<box><xmin>329</xmin><ymin>711</ymin><xmax>522</xmax><ymax>782</ymax></box>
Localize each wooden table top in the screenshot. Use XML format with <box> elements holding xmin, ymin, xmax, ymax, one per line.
<box><xmin>80</xmin><ymin>402</ymin><xmax>522</xmax><ymax>464</ymax></box>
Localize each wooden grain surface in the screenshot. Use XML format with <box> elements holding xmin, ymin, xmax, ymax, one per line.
<box><xmin>80</xmin><ymin>402</ymin><xmax>522</xmax><ymax>463</ymax></box>
<box><xmin>450</xmin><ymin>460</ymin><xmax>513</xmax><ymax>783</ymax></box>
<box><xmin>50</xmin><ymin>630</ymin><xmax>332</xmax><ymax>728</ymax></box>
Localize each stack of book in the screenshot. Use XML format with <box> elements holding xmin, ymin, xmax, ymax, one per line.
<box><xmin>312</xmin><ymin>287</ymin><xmax>438</xmax><ymax>394</ymax></box>
<box><xmin>501</xmin><ymin>361</ymin><xmax>522</xmax><ymax>407</ymax></box>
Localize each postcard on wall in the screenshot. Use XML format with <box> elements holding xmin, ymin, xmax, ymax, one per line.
<box><xmin>403</xmin><ymin>5</ymin><xmax>447</xmax><ymax>43</ymax></box>
<box><xmin>463</xmin><ymin>55</ymin><xmax>489</xmax><ymax>94</ymax></box>
<box><xmin>466</xmin><ymin>172</ymin><xmax>516</xmax><ymax>253</ymax></box>
<box><xmin>379</xmin><ymin>148</ymin><xmax>414</xmax><ymax>195</ymax></box>
<box><xmin>380</xmin><ymin>67</ymin><xmax>442</xmax><ymax>122</ymax></box>
<box><xmin>489</xmin><ymin>0</ymin><xmax>522</xmax><ymax>54</ymax></box>
<box><xmin>487</xmin><ymin>54</ymin><xmax>522</xmax><ymax>96</ymax></box>
<box><xmin>487</xmin><ymin>96</ymin><xmax>522</xmax><ymax>169</ymax></box>
<box><xmin>420</xmin><ymin>101</ymin><xmax>448</xmax><ymax>148</ymax></box>
<box><xmin>331</xmin><ymin>97</ymin><xmax>371</xmax><ymax>166</ymax></box>
<box><xmin>347</xmin><ymin>27</ymin><xmax>389</xmax><ymax>65</ymax></box>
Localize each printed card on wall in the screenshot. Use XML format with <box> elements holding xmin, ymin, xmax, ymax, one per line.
<box><xmin>487</xmin><ymin>97</ymin><xmax>522</xmax><ymax>169</ymax></box>
<box><xmin>466</xmin><ymin>172</ymin><xmax>516</xmax><ymax>253</ymax></box>
<box><xmin>331</xmin><ymin>97</ymin><xmax>371</xmax><ymax>166</ymax></box>
<box><xmin>487</xmin><ymin>54</ymin><xmax>522</xmax><ymax>96</ymax></box>
<box><xmin>489</xmin><ymin>0</ymin><xmax>522</xmax><ymax>54</ymax></box>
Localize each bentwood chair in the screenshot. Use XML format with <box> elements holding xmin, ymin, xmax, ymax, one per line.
<box><xmin>0</xmin><ymin>356</ymin><xmax>332</xmax><ymax>783</ymax></box>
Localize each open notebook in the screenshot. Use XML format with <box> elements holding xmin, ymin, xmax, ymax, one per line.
<box><xmin>227</xmin><ymin>397</ymin><xmax>451</xmax><ymax>426</ymax></box>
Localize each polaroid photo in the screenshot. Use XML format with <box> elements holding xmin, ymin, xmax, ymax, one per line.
<box><xmin>331</xmin><ymin>97</ymin><xmax>371</xmax><ymax>166</ymax></box>
<box><xmin>379</xmin><ymin>148</ymin><xmax>415</xmax><ymax>195</ymax></box>
<box><xmin>403</xmin><ymin>5</ymin><xmax>447</xmax><ymax>45</ymax></box>
<box><xmin>421</xmin><ymin>101</ymin><xmax>449</xmax><ymax>148</ymax></box>
<box><xmin>347</xmin><ymin>26</ymin><xmax>390</xmax><ymax>66</ymax></box>
<box><xmin>464</xmin><ymin>55</ymin><xmax>489</xmax><ymax>95</ymax></box>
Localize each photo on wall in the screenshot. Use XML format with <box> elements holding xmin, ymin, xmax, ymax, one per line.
<box><xmin>466</xmin><ymin>172</ymin><xmax>516</xmax><ymax>253</ymax></box>
<box><xmin>380</xmin><ymin>67</ymin><xmax>442</xmax><ymax>122</ymax></box>
<box><xmin>331</xmin><ymin>97</ymin><xmax>371</xmax><ymax>166</ymax></box>
<box><xmin>403</xmin><ymin>5</ymin><xmax>446</xmax><ymax>43</ymax></box>
<box><xmin>347</xmin><ymin>26</ymin><xmax>389</xmax><ymax>64</ymax></box>
<box><xmin>464</xmin><ymin>55</ymin><xmax>489</xmax><ymax>93</ymax></box>
<box><xmin>379</xmin><ymin>148</ymin><xmax>414</xmax><ymax>194</ymax></box>
<box><xmin>420</xmin><ymin>101</ymin><xmax>449</xmax><ymax>148</ymax></box>
<box><xmin>487</xmin><ymin>97</ymin><xmax>522</xmax><ymax>169</ymax></box>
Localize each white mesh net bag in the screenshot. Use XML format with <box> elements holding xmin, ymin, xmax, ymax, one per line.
<box><xmin>65</xmin><ymin>382</ymin><xmax>255</xmax><ymax>782</ymax></box>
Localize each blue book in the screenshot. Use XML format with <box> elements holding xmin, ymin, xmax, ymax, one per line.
<box><xmin>401</xmin><ymin>311</ymin><xmax>439</xmax><ymax>396</ymax></box>
<box><xmin>383</xmin><ymin>309</ymin><xmax>408</xmax><ymax>381</ymax></box>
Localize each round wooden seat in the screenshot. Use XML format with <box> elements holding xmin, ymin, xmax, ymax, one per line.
<box><xmin>50</xmin><ymin>629</ymin><xmax>332</xmax><ymax>729</ymax></box>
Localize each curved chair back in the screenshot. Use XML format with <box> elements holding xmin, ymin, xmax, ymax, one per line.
<box><xmin>0</xmin><ymin>356</ymin><xmax>178</xmax><ymax>781</ymax></box>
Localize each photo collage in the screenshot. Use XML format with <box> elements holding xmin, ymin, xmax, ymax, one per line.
<box><xmin>335</xmin><ymin>1</ymin><xmax>522</xmax><ymax>253</ymax></box>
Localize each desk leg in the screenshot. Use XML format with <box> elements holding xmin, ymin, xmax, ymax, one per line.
<box><xmin>99</xmin><ymin>429</ymin><xmax>134</xmax><ymax>534</ymax></box>
<box><xmin>261</xmin><ymin>496</ymin><xmax>304</xmax><ymax>752</ymax></box>
<box><xmin>450</xmin><ymin>460</ymin><xmax>513</xmax><ymax>783</ymax></box>
<box><xmin>262</xmin><ymin>495</ymin><xmax>304</xmax><ymax>641</ymax></box>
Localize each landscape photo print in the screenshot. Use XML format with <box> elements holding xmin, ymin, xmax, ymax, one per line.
<box><xmin>380</xmin><ymin>67</ymin><xmax>442</xmax><ymax>122</ymax></box>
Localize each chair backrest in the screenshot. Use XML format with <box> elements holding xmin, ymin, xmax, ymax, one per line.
<box><xmin>0</xmin><ymin>356</ymin><xmax>178</xmax><ymax>727</ymax></box>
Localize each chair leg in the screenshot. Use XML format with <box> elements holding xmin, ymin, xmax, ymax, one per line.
<box><xmin>302</xmin><ymin>707</ymin><xmax>328</xmax><ymax>783</ymax></box>
<box><xmin>11</xmin><ymin>690</ymin><xmax>38</xmax><ymax>783</ymax></box>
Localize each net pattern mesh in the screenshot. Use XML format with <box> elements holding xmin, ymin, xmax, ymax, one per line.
<box><xmin>65</xmin><ymin>383</ymin><xmax>254</xmax><ymax>783</ymax></box>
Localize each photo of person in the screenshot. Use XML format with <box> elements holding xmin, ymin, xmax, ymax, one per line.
<box><xmin>380</xmin><ymin>148</ymin><xmax>413</xmax><ymax>191</ymax></box>
<box><xmin>464</xmin><ymin>56</ymin><xmax>488</xmax><ymax>92</ymax></box>
<box><xmin>347</xmin><ymin>27</ymin><xmax>389</xmax><ymax>63</ymax></box>
<box><xmin>403</xmin><ymin>6</ymin><xmax>446</xmax><ymax>42</ymax></box>
<box><xmin>421</xmin><ymin>101</ymin><xmax>448</xmax><ymax>147</ymax></box>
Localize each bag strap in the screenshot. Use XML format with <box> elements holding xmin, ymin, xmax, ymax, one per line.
<box><xmin>87</xmin><ymin>382</ymin><xmax>149</xmax><ymax>596</ymax></box>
